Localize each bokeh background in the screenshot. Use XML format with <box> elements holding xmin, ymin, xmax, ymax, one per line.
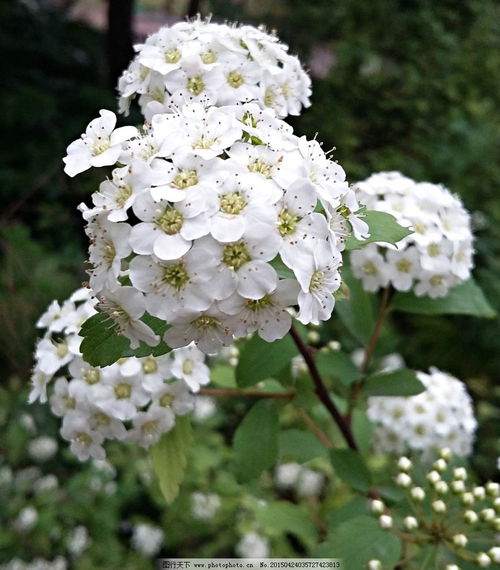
<box><xmin>1</xmin><ymin>0</ymin><xmax>499</xmax><ymax>566</ymax></box>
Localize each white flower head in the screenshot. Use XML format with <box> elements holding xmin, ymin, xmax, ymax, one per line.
<box><xmin>352</xmin><ymin>171</ymin><xmax>474</xmax><ymax>297</ymax></box>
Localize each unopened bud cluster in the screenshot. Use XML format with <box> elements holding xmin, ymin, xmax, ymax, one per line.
<box><xmin>370</xmin><ymin>450</ymin><xmax>500</xmax><ymax>568</ymax></box>
<box><xmin>29</xmin><ymin>289</ymin><xmax>210</xmax><ymax>460</ymax></box>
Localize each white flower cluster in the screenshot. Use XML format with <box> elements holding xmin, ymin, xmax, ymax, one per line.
<box><xmin>274</xmin><ymin>462</ymin><xmax>325</xmax><ymax>497</ymax></box>
<box><xmin>351</xmin><ymin>171</ymin><xmax>474</xmax><ymax>298</ymax></box>
<box><xmin>131</xmin><ymin>522</ymin><xmax>164</xmax><ymax>557</ymax></box>
<box><xmin>117</xmin><ymin>18</ymin><xmax>311</xmax><ymax>121</ymax></box>
<box><xmin>367</xmin><ymin>367</ymin><xmax>477</xmax><ymax>457</ymax></box>
<box><xmin>65</xmin><ymin>103</ymin><xmax>367</xmax><ymax>353</ymax></box>
<box><xmin>30</xmin><ymin>288</ymin><xmax>211</xmax><ymax>460</ymax></box>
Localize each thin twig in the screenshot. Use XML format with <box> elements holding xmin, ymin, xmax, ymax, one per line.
<box><xmin>296</xmin><ymin>408</ymin><xmax>332</xmax><ymax>448</ymax></box>
<box><xmin>289</xmin><ymin>324</ymin><xmax>359</xmax><ymax>451</ymax></box>
<box><xmin>347</xmin><ymin>285</ymin><xmax>392</xmax><ymax>422</ymax></box>
<box><xmin>199</xmin><ymin>388</ymin><xmax>294</xmax><ymax>400</ymax></box>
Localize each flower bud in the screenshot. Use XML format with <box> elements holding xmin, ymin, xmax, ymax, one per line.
<box><xmin>410</xmin><ymin>486</ymin><xmax>426</xmax><ymax>501</ymax></box>
<box><xmin>461</xmin><ymin>492</ymin><xmax>474</xmax><ymax>506</ymax></box>
<box><xmin>433</xmin><ymin>458</ymin><xmax>447</xmax><ymax>472</ymax></box>
<box><xmin>432</xmin><ymin>500</ymin><xmax>446</xmax><ymax>513</ymax></box>
<box><xmin>488</xmin><ymin>547</ymin><xmax>500</xmax><ymax>563</ymax></box>
<box><xmin>473</xmin><ymin>486</ymin><xmax>486</xmax><ymax>500</ymax></box>
<box><xmin>426</xmin><ymin>470</ymin><xmax>441</xmax><ymax>484</ymax></box>
<box><xmin>367</xmin><ymin>561</ymin><xmax>382</xmax><ymax>570</ymax></box>
<box><xmin>492</xmin><ymin>518</ymin><xmax>500</xmax><ymax>531</ymax></box>
<box><xmin>396</xmin><ymin>473</ymin><xmax>412</xmax><ymax>488</ymax></box>
<box><xmin>485</xmin><ymin>482</ymin><xmax>499</xmax><ymax>497</ymax></box>
<box><xmin>397</xmin><ymin>456</ymin><xmax>412</xmax><ymax>472</ymax></box>
<box><xmin>379</xmin><ymin>514</ymin><xmax>393</xmax><ymax>529</ymax></box>
<box><xmin>480</xmin><ymin>508</ymin><xmax>495</xmax><ymax>522</ymax></box>
<box><xmin>439</xmin><ymin>447</ymin><xmax>452</xmax><ymax>460</ymax></box>
<box><xmin>307</xmin><ymin>330</ymin><xmax>320</xmax><ymax>344</ymax></box>
<box><xmin>327</xmin><ymin>340</ymin><xmax>341</xmax><ymax>351</ymax></box>
<box><xmin>435</xmin><ymin>481</ymin><xmax>448</xmax><ymax>495</ymax></box>
<box><xmin>464</xmin><ymin>510</ymin><xmax>478</xmax><ymax>524</ymax></box>
<box><xmin>451</xmin><ymin>480</ymin><xmax>465</xmax><ymax>494</ymax></box>
<box><xmin>453</xmin><ymin>467</ymin><xmax>467</xmax><ymax>481</ymax></box>
<box><xmin>494</xmin><ymin>497</ymin><xmax>500</xmax><ymax>512</ymax></box>
<box><xmin>476</xmin><ymin>553</ymin><xmax>491</xmax><ymax>567</ymax></box>
<box><xmin>452</xmin><ymin>534</ymin><xmax>468</xmax><ymax>547</ymax></box>
<box><xmin>370</xmin><ymin>500</ymin><xmax>385</xmax><ymax>515</ymax></box>
<box><xmin>403</xmin><ymin>516</ymin><xmax>418</xmax><ymax>530</ymax></box>
<box><xmin>445</xmin><ymin>565</ymin><xmax>460</xmax><ymax>570</ymax></box>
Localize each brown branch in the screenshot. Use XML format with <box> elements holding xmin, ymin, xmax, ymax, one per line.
<box><xmin>289</xmin><ymin>324</ymin><xmax>359</xmax><ymax>451</ymax></box>
<box><xmin>199</xmin><ymin>388</ymin><xmax>294</xmax><ymax>400</ymax></box>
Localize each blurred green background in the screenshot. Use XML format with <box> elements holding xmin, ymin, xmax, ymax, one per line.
<box><xmin>1</xmin><ymin>0</ymin><xmax>499</xmax><ymax>566</ymax></box>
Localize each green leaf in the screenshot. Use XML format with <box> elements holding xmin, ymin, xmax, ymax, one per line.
<box><xmin>345</xmin><ymin>210</ymin><xmax>413</xmax><ymax>250</ymax></box>
<box><xmin>80</xmin><ymin>312</ymin><xmax>171</xmax><ymax>367</ymax></box>
<box><xmin>210</xmin><ymin>365</ymin><xmax>237</xmax><ymax>388</ymax></box>
<box><xmin>149</xmin><ymin>415</ymin><xmax>193</xmax><ymax>504</ymax></box>
<box><xmin>79</xmin><ymin>313</ymin><xmax>129</xmax><ymax>367</ymax></box>
<box><xmin>316</xmin><ymin>350</ymin><xmax>361</xmax><ymax>386</ymax></box>
<box><xmin>279</xmin><ymin>429</ymin><xmax>328</xmax><ymax>463</ymax></box>
<box><xmin>362</xmin><ymin>369</ymin><xmax>425</xmax><ymax>397</ymax></box>
<box><xmin>236</xmin><ymin>334</ymin><xmax>298</xmax><ymax>388</ymax></box>
<box><xmin>336</xmin><ymin>266</ymin><xmax>376</xmax><ymax>344</ymax></box>
<box><xmin>270</xmin><ymin>256</ymin><xmax>295</xmax><ymax>279</ymax></box>
<box><xmin>314</xmin><ymin>516</ymin><xmax>401</xmax><ymax>569</ymax></box>
<box><xmin>233</xmin><ymin>400</ymin><xmax>279</xmax><ymax>482</ymax></box>
<box><xmin>391</xmin><ymin>278</ymin><xmax>496</xmax><ymax>318</ymax></box>
<box><xmin>255</xmin><ymin>501</ymin><xmax>319</xmax><ymax>546</ymax></box>
<box><xmin>330</xmin><ymin>448</ymin><xmax>372</xmax><ymax>492</ymax></box>
<box><xmin>327</xmin><ymin>497</ymin><xmax>370</xmax><ymax>529</ymax></box>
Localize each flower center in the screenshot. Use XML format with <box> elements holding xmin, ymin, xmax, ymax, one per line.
<box><xmin>172</xmin><ymin>168</ymin><xmax>198</xmax><ymax>189</ymax></box>
<box><xmin>227</xmin><ymin>70</ymin><xmax>244</xmax><ymax>88</ymax></box>
<box><xmin>182</xmin><ymin>359</ymin><xmax>193</xmax><ymax>375</ymax></box>
<box><xmin>246</xmin><ymin>295</ymin><xmax>272</xmax><ymax>312</ymax></box>
<box><xmin>192</xmin><ymin>315</ymin><xmax>219</xmax><ymax>330</ymax></box>
<box><xmin>102</xmin><ymin>243</ymin><xmax>116</xmax><ymax>264</ymax></box>
<box><xmin>114</xmin><ymin>382</ymin><xmax>132</xmax><ymax>400</ymax></box>
<box><xmin>309</xmin><ymin>270</ymin><xmax>325</xmax><ymax>291</ymax></box>
<box><xmin>193</xmin><ymin>134</ymin><xmax>216</xmax><ymax>150</ymax></box>
<box><xmin>65</xmin><ymin>396</ymin><xmax>76</xmax><ymax>410</ymax></box>
<box><xmin>277</xmin><ymin>208</ymin><xmax>301</xmax><ymax>237</ymax></box>
<box><xmin>413</xmin><ymin>222</ymin><xmax>426</xmax><ymax>234</ymax></box>
<box><xmin>94</xmin><ymin>412</ymin><xmax>111</xmax><ymax>426</ymax></box>
<box><xmin>163</xmin><ymin>262</ymin><xmax>189</xmax><ymax>290</ymax></box>
<box><xmin>396</xmin><ymin>258</ymin><xmax>412</xmax><ymax>273</ymax></box>
<box><xmin>264</xmin><ymin>87</ymin><xmax>276</xmax><ymax>107</ymax></box>
<box><xmin>157</xmin><ymin>206</ymin><xmax>184</xmax><ymax>235</ymax></box>
<box><xmin>362</xmin><ymin>261</ymin><xmax>378</xmax><ymax>276</ymax></box>
<box><xmin>56</xmin><ymin>342</ymin><xmax>68</xmax><ymax>359</ymax></box>
<box><xmin>116</xmin><ymin>185</ymin><xmax>132</xmax><ymax>208</ymax></box>
<box><xmin>92</xmin><ymin>138</ymin><xmax>110</xmax><ymax>156</ymax></box>
<box><xmin>159</xmin><ymin>393</ymin><xmax>175</xmax><ymax>407</ymax></box>
<box><xmin>142</xmin><ymin>357</ymin><xmax>158</xmax><ymax>374</ymax></box>
<box><xmin>201</xmin><ymin>50</ymin><xmax>217</xmax><ymax>64</ymax></box>
<box><xmin>222</xmin><ymin>242</ymin><xmax>251</xmax><ymax>270</ymax></box>
<box><xmin>164</xmin><ymin>48</ymin><xmax>181</xmax><ymax>64</ymax></box>
<box><xmin>337</xmin><ymin>204</ymin><xmax>352</xmax><ymax>218</ymax></box>
<box><xmin>428</xmin><ymin>243</ymin><xmax>441</xmax><ymax>257</ymax></box>
<box><xmin>430</xmin><ymin>275</ymin><xmax>444</xmax><ymax>287</ymax></box>
<box><xmin>75</xmin><ymin>432</ymin><xmax>92</xmax><ymax>447</ymax></box>
<box><xmin>219</xmin><ymin>191</ymin><xmax>247</xmax><ymax>215</ymax></box>
<box><xmin>282</xmin><ymin>82</ymin><xmax>292</xmax><ymax>97</ymax></box>
<box><xmin>248</xmin><ymin>158</ymin><xmax>273</xmax><ymax>178</ymax></box>
<box><xmin>187</xmin><ymin>75</ymin><xmax>205</xmax><ymax>95</ymax></box>
<box><xmin>84</xmin><ymin>369</ymin><xmax>100</xmax><ymax>385</ymax></box>
<box><xmin>141</xmin><ymin>419</ymin><xmax>160</xmax><ymax>434</ymax></box>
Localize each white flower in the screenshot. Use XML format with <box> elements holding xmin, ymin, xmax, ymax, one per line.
<box><xmin>193</xmin><ymin>395</ymin><xmax>217</xmax><ymax>422</ymax></box>
<box><xmin>367</xmin><ymin>367</ymin><xmax>477</xmax><ymax>457</ymax></box>
<box><xmin>125</xmin><ymin>406</ymin><xmax>175</xmax><ymax>448</ymax></box>
<box><xmin>63</xmin><ymin>109</ymin><xmax>138</xmax><ymax>177</ymax></box>
<box><xmin>131</xmin><ymin>523</ymin><xmax>164</xmax><ymax>557</ymax></box>
<box><xmin>60</xmin><ymin>411</ymin><xmax>106</xmax><ymax>461</ymax></box>
<box><xmin>352</xmin><ymin>171</ymin><xmax>474</xmax><ymax>298</ymax></box>
<box><xmin>169</xmin><ymin>344</ymin><xmax>210</xmax><ymax>392</ymax></box>
<box><xmin>235</xmin><ymin>531</ymin><xmax>270</xmax><ymax>558</ymax></box>
<box><xmin>191</xmin><ymin>492</ymin><xmax>221</xmax><ymax>520</ymax></box>
<box><xmin>14</xmin><ymin>506</ymin><xmax>38</xmax><ymax>532</ymax></box>
<box><xmin>67</xmin><ymin>526</ymin><xmax>90</xmax><ymax>558</ymax></box>
<box><xmin>28</xmin><ymin>436</ymin><xmax>58</xmax><ymax>462</ymax></box>
<box><xmin>117</xmin><ymin>18</ymin><xmax>311</xmax><ymax>119</ymax></box>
